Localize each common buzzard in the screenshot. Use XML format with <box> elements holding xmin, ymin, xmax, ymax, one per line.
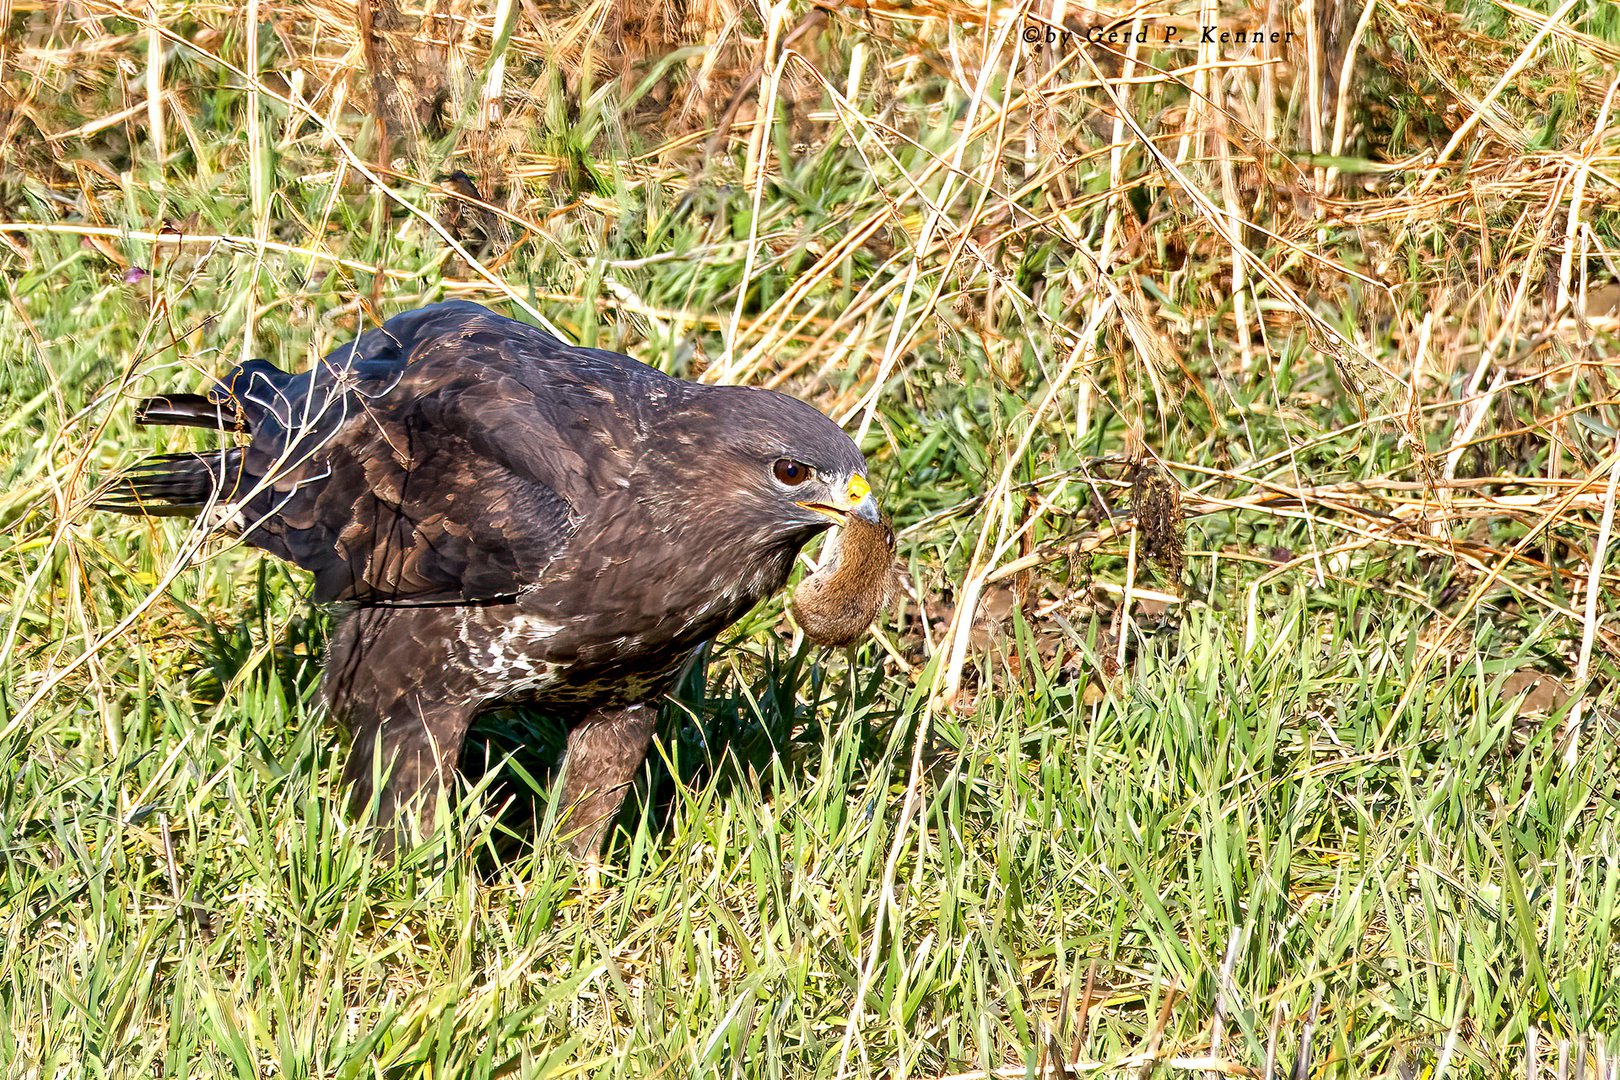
<box><xmin>99</xmin><ymin>301</ymin><xmax>888</xmax><ymax>855</ymax></box>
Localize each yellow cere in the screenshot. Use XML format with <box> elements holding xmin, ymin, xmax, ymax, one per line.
<box><xmin>846</xmin><ymin>475</ymin><xmax>871</xmax><ymax>504</ymax></box>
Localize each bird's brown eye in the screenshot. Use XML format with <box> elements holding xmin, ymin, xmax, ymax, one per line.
<box><xmin>773</xmin><ymin>458</ymin><xmax>811</xmax><ymax>485</ymax></box>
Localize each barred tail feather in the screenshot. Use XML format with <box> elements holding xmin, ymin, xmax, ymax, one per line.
<box><xmin>135</xmin><ymin>394</ymin><xmax>240</xmax><ymax>430</ymax></box>
<box><xmin>94</xmin><ymin>449</ymin><xmax>245</xmax><ymax>516</ymax></box>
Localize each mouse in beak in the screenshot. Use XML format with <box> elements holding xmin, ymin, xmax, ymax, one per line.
<box><xmin>791</xmin><ymin>508</ymin><xmax>898</xmax><ymax>647</ymax></box>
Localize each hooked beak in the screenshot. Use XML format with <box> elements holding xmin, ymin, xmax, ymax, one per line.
<box><xmin>798</xmin><ymin>474</ymin><xmax>881</xmax><ymax>525</ymax></box>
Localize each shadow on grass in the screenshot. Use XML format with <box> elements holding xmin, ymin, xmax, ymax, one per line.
<box><xmin>173</xmin><ymin>584</ymin><xmax>900</xmax><ymax>864</ymax></box>
<box><xmin>458</xmin><ymin>636</ymin><xmax>900</xmax><ymax>865</ymax></box>
<box><xmin>168</xmin><ymin>562</ymin><xmax>330</xmax><ymax>710</ymax></box>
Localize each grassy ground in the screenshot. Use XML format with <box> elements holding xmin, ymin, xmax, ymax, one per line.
<box><xmin>4</xmin><ymin>0</ymin><xmax>1620</xmax><ymax>1076</ymax></box>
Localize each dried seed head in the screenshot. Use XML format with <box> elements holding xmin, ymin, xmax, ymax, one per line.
<box><xmin>1132</xmin><ymin>461</ymin><xmax>1184</xmax><ymax>578</ymax></box>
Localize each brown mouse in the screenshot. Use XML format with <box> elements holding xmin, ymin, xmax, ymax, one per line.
<box><xmin>791</xmin><ymin>512</ymin><xmax>899</xmax><ymax>647</ymax></box>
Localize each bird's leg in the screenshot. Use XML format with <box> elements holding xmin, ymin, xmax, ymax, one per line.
<box><xmin>326</xmin><ymin>607</ymin><xmax>479</xmax><ymax>850</ymax></box>
<box><xmin>342</xmin><ymin>698</ymin><xmax>477</xmax><ymax>846</ymax></box>
<box><xmin>557</xmin><ymin>703</ymin><xmax>657</xmax><ymax>862</ymax></box>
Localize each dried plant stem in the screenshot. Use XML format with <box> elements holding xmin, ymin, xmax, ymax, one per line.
<box><xmin>89</xmin><ymin>1</ymin><xmax>566</xmax><ymax>335</ymax></box>
<box><xmin>1568</xmin><ymin>452</ymin><xmax>1620</xmax><ymax>763</ymax></box>
<box><xmin>481</xmin><ymin>0</ymin><xmax>516</xmax><ymax>132</ymax></box>
<box><xmin>1416</xmin><ymin>0</ymin><xmax>1583</xmax><ymax>194</ymax></box>
<box><xmin>145</xmin><ymin>0</ymin><xmax>166</xmax><ymax>175</ymax></box>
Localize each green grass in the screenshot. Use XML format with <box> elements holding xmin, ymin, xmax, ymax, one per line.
<box><xmin>4</xmin><ymin>0</ymin><xmax>1620</xmax><ymax>1077</ymax></box>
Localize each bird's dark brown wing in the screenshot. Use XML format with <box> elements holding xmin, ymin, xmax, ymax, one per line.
<box><xmin>228</xmin><ymin>303</ymin><xmax>659</xmax><ymax>604</ymax></box>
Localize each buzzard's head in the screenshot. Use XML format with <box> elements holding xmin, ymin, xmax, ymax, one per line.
<box><xmin>681</xmin><ymin>386</ymin><xmax>879</xmax><ymax>552</ymax></box>
<box><xmin>770</xmin><ymin>454</ymin><xmax>881</xmax><ymax>529</ymax></box>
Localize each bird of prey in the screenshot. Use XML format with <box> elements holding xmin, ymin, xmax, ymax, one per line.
<box><xmin>98</xmin><ymin>300</ymin><xmax>887</xmax><ymax>856</ymax></box>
